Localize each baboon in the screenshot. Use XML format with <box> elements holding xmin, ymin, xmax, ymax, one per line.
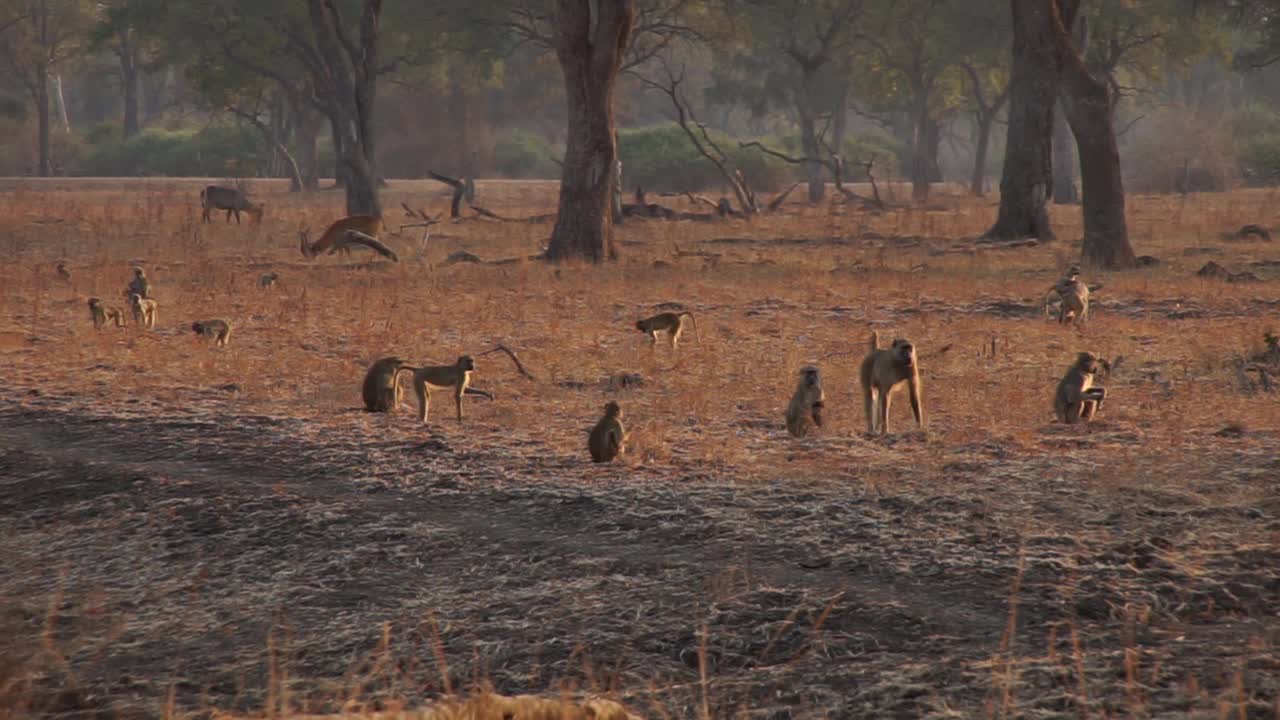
<box><xmin>396</xmin><ymin>356</ymin><xmax>495</xmax><ymax>424</ymax></box>
<box><xmin>56</xmin><ymin>262</ymin><xmax>71</xmax><ymax>281</ymax></box>
<box><xmin>191</xmin><ymin>319</ymin><xmax>232</xmax><ymax>347</ymax></box>
<box><xmin>362</xmin><ymin>356</ymin><xmax>409</xmax><ymax>413</ymax></box>
<box><xmin>127</xmin><ymin>292</ymin><xmax>157</xmax><ymax>329</ymax></box>
<box><xmin>1053</xmin><ymin>277</ymin><xmax>1090</xmax><ymax>325</ymax></box>
<box><xmin>125</xmin><ymin>267</ymin><xmax>151</xmax><ymax>300</ymax></box>
<box><xmin>785</xmin><ymin>365</ymin><xmax>825</xmax><ymax>438</ymax></box>
<box><xmin>860</xmin><ymin>332</ymin><xmax>924</xmax><ymax>435</ymax></box>
<box><xmin>635</xmin><ymin>312</ymin><xmax>698</xmax><ymax>349</ymax></box>
<box><xmin>259</xmin><ymin>272</ymin><xmax>280</xmax><ymax>288</ymax></box>
<box><xmin>588</xmin><ymin>401</ymin><xmax>628</xmax><ymax>462</ymax></box>
<box><xmin>1054</xmin><ymin>351</ymin><xmax>1108</xmax><ymax>423</ymax></box>
<box><xmin>200</xmin><ymin>185</ymin><xmax>264</xmax><ymax>224</ymax></box>
<box><xmin>88</xmin><ymin>298</ymin><xmax>126</xmax><ymax>329</ymax></box>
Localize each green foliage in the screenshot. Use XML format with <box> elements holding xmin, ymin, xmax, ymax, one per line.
<box><xmin>0</xmin><ymin>92</ymin><xmax>24</xmax><ymax>121</ymax></box>
<box><xmin>771</xmin><ymin>130</ymin><xmax>903</xmax><ymax>178</ymax></box>
<box><xmin>492</xmin><ymin>131</ymin><xmax>559</xmax><ymax>179</ymax></box>
<box><xmin>84</xmin><ymin>124</ymin><xmax>267</xmax><ymax>177</ymax></box>
<box><xmin>1238</xmin><ymin>133</ymin><xmax>1280</xmax><ymax>186</ymax></box>
<box><xmin>618</xmin><ymin>124</ymin><xmax>791</xmax><ymax>193</ymax></box>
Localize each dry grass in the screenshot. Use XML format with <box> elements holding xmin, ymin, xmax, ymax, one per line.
<box><xmin>0</xmin><ymin>178</ymin><xmax>1277</xmax><ymax>718</ymax></box>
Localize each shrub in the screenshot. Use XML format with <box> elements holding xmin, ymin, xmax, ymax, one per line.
<box><xmin>1238</xmin><ymin>134</ymin><xmax>1280</xmax><ymax>186</ymax></box>
<box><xmin>84</xmin><ymin>124</ymin><xmax>268</xmax><ymax>177</ymax></box>
<box><xmin>618</xmin><ymin>124</ymin><xmax>792</xmax><ymax>193</ymax></box>
<box><xmin>493</xmin><ymin>130</ymin><xmax>559</xmax><ymax>179</ymax></box>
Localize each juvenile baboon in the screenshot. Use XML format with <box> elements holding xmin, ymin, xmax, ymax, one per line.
<box><xmin>860</xmin><ymin>332</ymin><xmax>924</xmax><ymax>435</ymax></box>
<box><xmin>1054</xmin><ymin>278</ymin><xmax>1090</xmax><ymax>325</ymax></box>
<box><xmin>127</xmin><ymin>293</ymin><xmax>157</xmax><ymax>329</ymax></box>
<box><xmin>1054</xmin><ymin>351</ymin><xmax>1108</xmax><ymax>423</ymax></box>
<box><xmin>635</xmin><ymin>311</ymin><xmax>698</xmax><ymax>349</ymax></box>
<box><xmin>87</xmin><ymin>298</ymin><xmax>126</xmax><ymax>329</ymax></box>
<box><xmin>125</xmin><ymin>267</ymin><xmax>151</xmax><ymax>300</ymax></box>
<box><xmin>191</xmin><ymin>319</ymin><xmax>232</xmax><ymax>347</ymax></box>
<box><xmin>259</xmin><ymin>272</ymin><xmax>280</xmax><ymax>289</ymax></box>
<box><xmin>396</xmin><ymin>356</ymin><xmax>495</xmax><ymax>424</ymax></box>
<box><xmin>362</xmin><ymin>356</ymin><xmax>409</xmax><ymax>413</ymax></box>
<box><xmin>588</xmin><ymin>401</ymin><xmax>628</xmax><ymax>462</ymax></box>
<box><xmin>785</xmin><ymin>365</ymin><xmax>826</xmax><ymax>438</ymax></box>
<box><xmin>56</xmin><ymin>262</ymin><xmax>71</xmax><ymax>281</ymax></box>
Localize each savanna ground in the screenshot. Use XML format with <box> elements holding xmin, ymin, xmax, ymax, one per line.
<box><xmin>0</xmin><ymin>178</ymin><xmax>1277</xmax><ymax>719</ymax></box>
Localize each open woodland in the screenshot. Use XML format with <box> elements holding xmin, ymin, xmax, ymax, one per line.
<box><xmin>0</xmin><ymin>178</ymin><xmax>1277</xmax><ymax>718</ymax></box>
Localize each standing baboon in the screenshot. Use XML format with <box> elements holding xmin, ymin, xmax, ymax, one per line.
<box><xmin>192</xmin><ymin>319</ymin><xmax>232</xmax><ymax>347</ymax></box>
<box><xmin>125</xmin><ymin>267</ymin><xmax>151</xmax><ymax>300</ymax></box>
<box><xmin>88</xmin><ymin>298</ymin><xmax>126</xmax><ymax>329</ymax></box>
<box><xmin>635</xmin><ymin>312</ymin><xmax>698</xmax><ymax>349</ymax></box>
<box><xmin>860</xmin><ymin>332</ymin><xmax>924</xmax><ymax>435</ymax></box>
<box><xmin>127</xmin><ymin>293</ymin><xmax>157</xmax><ymax>329</ymax></box>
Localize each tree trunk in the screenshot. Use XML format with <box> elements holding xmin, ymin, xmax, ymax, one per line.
<box><xmin>985</xmin><ymin>0</ymin><xmax>1062</xmax><ymax>240</ymax></box>
<box><xmin>36</xmin><ymin>66</ymin><xmax>50</xmax><ymax>177</ymax></box>
<box><xmin>119</xmin><ymin>28</ymin><xmax>140</xmax><ymax>137</ymax></box>
<box><xmin>1053</xmin><ymin>13</ymin><xmax>1134</xmax><ymax>268</ymax></box>
<box><xmin>1052</xmin><ymin>98</ymin><xmax>1078</xmax><ymax>203</ymax></box>
<box><xmin>797</xmin><ymin>65</ymin><xmax>825</xmax><ymax>204</ymax></box>
<box><xmin>296</xmin><ymin>107</ymin><xmax>321</xmax><ymax>191</ymax></box>
<box><xmin>546</xmin><ymin>0</ymin><xmax>634</xmax><ymax>263</ymax></box>
<box><xmin>329</xmin><ymin>117</ymin><xmax>346</xmax><ymax>188</ymax></box>
<box><xmin>971</xmin><ymin>112</ymin><xmax>993</xmax><ymax>195</ymax></box>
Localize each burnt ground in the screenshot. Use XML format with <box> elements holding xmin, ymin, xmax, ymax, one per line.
<box><xmin>0</xmin><ymin>388</ymin><xmax>1277</xmax><ymax>719</ymax></box>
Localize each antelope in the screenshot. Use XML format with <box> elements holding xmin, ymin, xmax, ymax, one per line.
<box><xmin>200</xmin><ymin>185</ymin><xmax>265</xmax><ymax>224</ymax></box>
<box><xmin>299</xmin><ymin>215</ymin><xmax>396</xmax><ymax>261</ymax></box>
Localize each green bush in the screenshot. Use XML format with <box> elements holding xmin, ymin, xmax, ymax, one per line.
<box><xmin>493</xmin><ymin>130</ymin><xmax>559</xmax><ymax>178</ymax></box>
<box><xmin>618</xmin><ymin>124</ymin><xmax>792</xmax><ymax>193</ymax></box>
<box><xmin>84</xmin><ymin>124</ymin><xmax>268</xmax><ymax>177</ymax></box>
<box><xmin>1238</xmin><ymin>133</ymin><xmax>1280</xmax><ymax>186</ymax></box>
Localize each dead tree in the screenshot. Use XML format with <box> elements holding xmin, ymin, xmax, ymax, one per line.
<box><xmin>428</xmin><ymin>171</ymin><xmax>473</xmax><ymax>218</ymax></box>
<box><xmin>638</xmin><ymin>62</ymin><xmax>759</xmax><ymax>216</ymax></box>
<box><xmin>738</xmin><ymin>141</ymin><xmax>883</xmax><ymax>209</ymax></box>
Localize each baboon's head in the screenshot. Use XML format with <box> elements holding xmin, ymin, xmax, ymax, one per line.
<box><xmin>1076</xmin><ymin>351</ymin><xmax>1100</xmax><ymax>374</ymax></box>
<box><xmin>799</xmin><ymin>365</ymin><xmax>821</xmax><ymax>387</ymax></box>
<box><xmin>892</xmin><ymin>339</ymin><xmax>916</xmax><ymax>370</ymax></box>
<box><xmin>87</xmin><ymin>297</ymin><xmax>101</xmax><ymax>308</ymax></box>
<box><xmin>191</xmin><ymin>322</ymin><xmax>204</xmax><ymax>334</ymax></box>
<box><xmin>635</xmin><ymin>319</ymin><xmax>647</xmax><ymax>332</ymax></box>
<box><xmin>132</xmin><ymin>267</ymin><xmax>145</xmax><ymax>278</ymax></box>
<box><xmin>604</xmin><ymin>401</ymin><xmax>622</xmax><ymax>418</ymax></box>
<box><xmin>457</xmin><ymin>356</ymin><xmax>476</xmax><ymax>372</ymax></box>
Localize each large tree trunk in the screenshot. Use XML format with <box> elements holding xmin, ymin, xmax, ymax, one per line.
<box><xmin>971</xmin><ymin>112</ymin><xmax>993</xmax><ymax>195</ymax></box>
<box><xmin>546</xmin><ymin>0</ymin><xmax>634</xmax><ymax>263</ymax></box>
<box><xmin>118</xmin><ymin>28</ymin><xmax>140</xmax><ymax>138</ymax></box>
<box><xmin>797</xmin><ymin>65</ymin><xmax>825</xmax><ymax>204</ymax></box>
<box><xmin>1052</xmin><ymin>98</ymin><xmax>1078</xmax><ymax>203</ymax></box>
<box><xmin>985</xmin><ymin>0</ymin><xmax>1063</xmax><ymax>240</ymax></box>
<box><xmin>1052</xmin><ymin>12</ymin><xmax>1134</xmax><ymax>268</ymax></box>
<box><xmin>36</xmin><ymin>66</ymin><xmax>51</xmax><ymax>177</ymax></box>
<box><xmin>295</xmin><ymin>106</ymin><xmax>321</xmax><ymax>191</ymax></box>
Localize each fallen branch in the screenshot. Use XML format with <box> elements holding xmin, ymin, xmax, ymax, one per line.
<box><xmin>428</xmin><ymin>171</ymin><xmax>471</xmax><ymax>218</ymax></box>
<box><xmin>475</xmin><ymin>344</ymin><xmax>537</xmax><ymax>380</ymax></box>
<box><xmin>766</xmin><ymin>182</ymin><xmax>801</xmax><ymax>212</ymax></box>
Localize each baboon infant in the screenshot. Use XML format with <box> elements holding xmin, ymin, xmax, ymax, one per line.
<box><xmin>88</xmin><ymin>298</ymin><xmax>126</xmax><ymax>329</ymax></box>
<box><xmin>1054</xmin><ymin>351</ymin><xmax>1108</xmax><ymax>423</ymax></box>
<box><xmin>191</xmin><ymin>319</ymin><xmax>232</xmax><ymax>347</ymax></box>
<box><xmin>127</xmin><ymin>293</ymin><xmax>157</xmax><ymax>329</ymax></box>
<box><xmin>635</xmin><ymin>311</ymin><xmax>698</xmax><ymax>349</ymax></box>
<box><xmin>588</xmin><ymin>401</ymin><xmax>628</xmax><ymax>462</ymax></box>
<box><xmin>785</xmin><ymin>365</ymin><xmax>825</xmax><ymax>438</ymax></box>
<box><xmin>860</xmin><ymin>332</ymin><xmax>924</xmax><ymax>435</ymax></box>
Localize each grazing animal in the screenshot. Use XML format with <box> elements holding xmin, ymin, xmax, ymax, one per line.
<box><xmin>299</xmin><ymin>215</ymin><xmax>386</xmax><ymax>259</ymax></box>
<box><xmin>635</xmin><ymin>311</ymin><xmax>698</xmax><ymax>349</ymax></box>
<box><xmin>88</xmin><ymin>298</ymin><xmax>126</xmax><ymax>329</ymax></box>
<box><xmin>588</xmin><ymin>401</ymin><xmax>628</xmax><ymax>462</ymax></box>
<box><xmin>785</xmin><ymin>365</ymin><xmax>825</xmax><ymax>438</ymax></box>
<box><xmin>860</xmin><ymin>332</ymin><xmax>924</xmax><ymax>435</ymax></box>
<box><xmin>200</xmin><ymin>185</ymin><xmax>264</xmax><ymax>224</ymax></box>
<box><xmin>192</xmin><ymin>319</ymin><xmax>232</xmax><ymax>347</ymax></box>
<box><xmin>127</xmin><ymin>293</ymin><xmax>157</xmax><ymax>329</ymax></box>
<box><xmin>1054</xmin><ymin>351</ymin><xmax>1108</xmax><ymax>423</ymax></box>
